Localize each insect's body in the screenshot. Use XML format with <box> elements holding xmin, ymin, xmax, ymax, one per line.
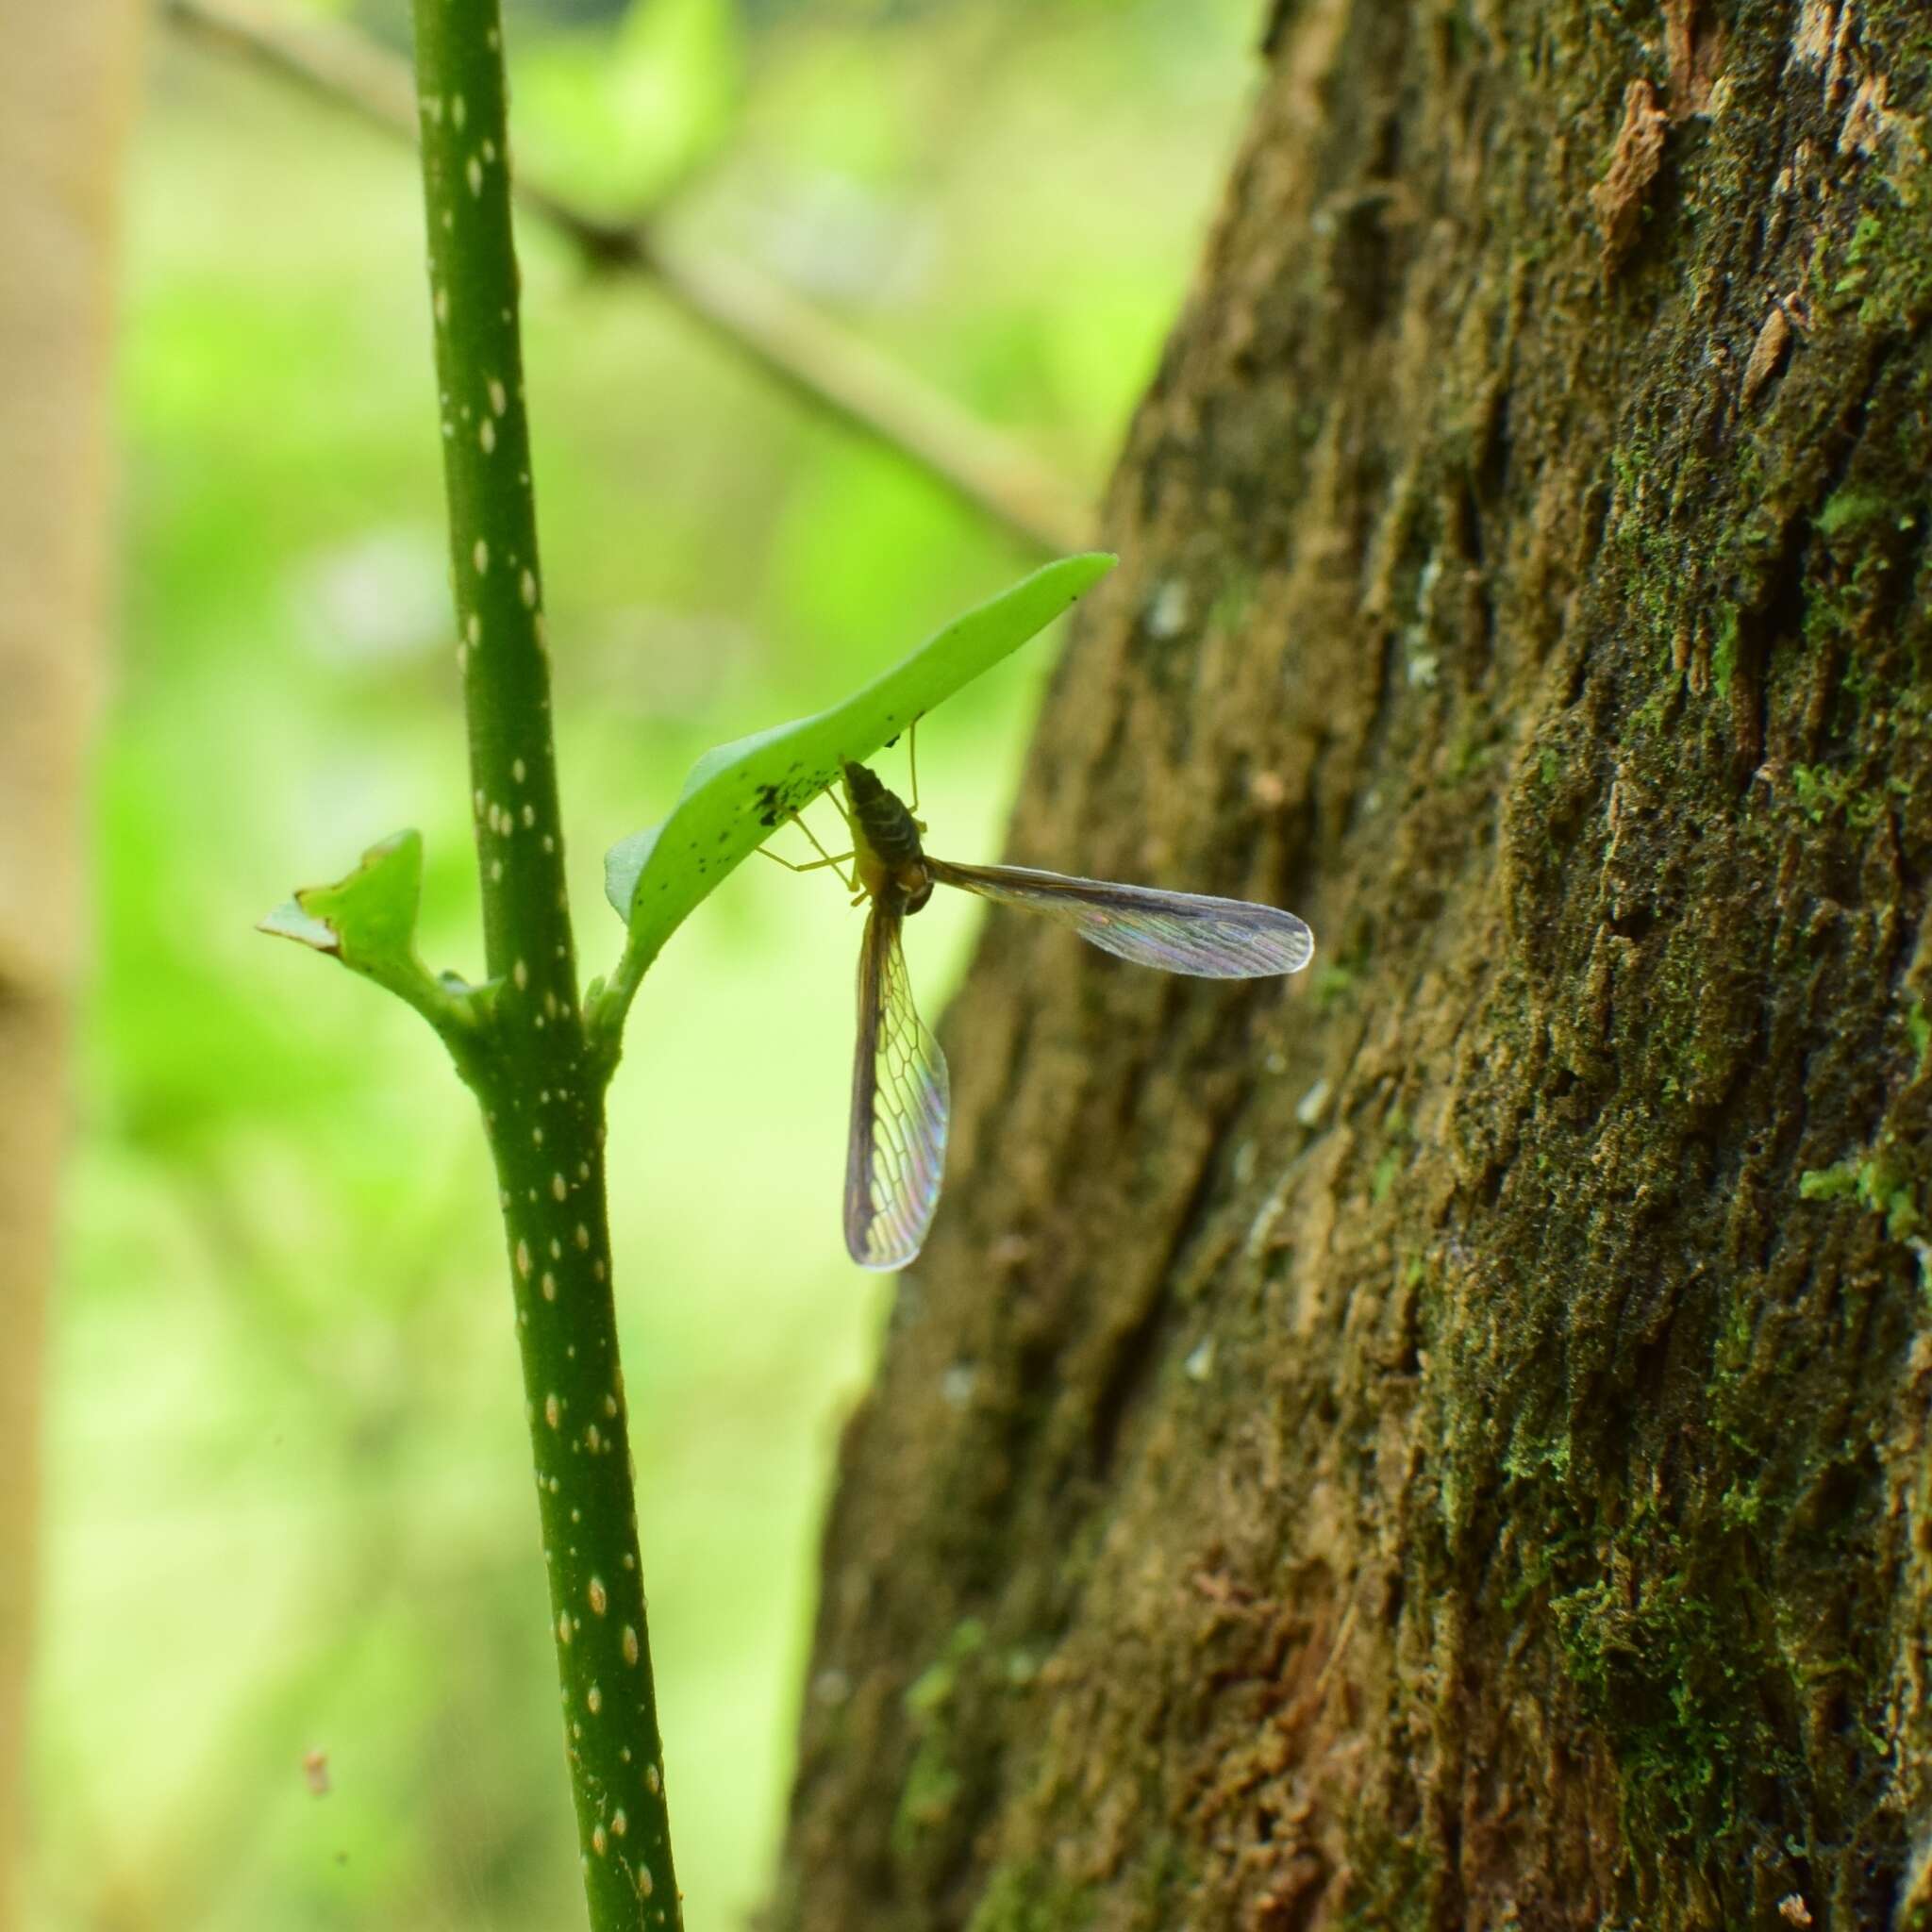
<box><xmin>815</xmin><ymin>757</ymin><xmax>1314</xmax><ymax>1271</ymax></box>
<box><xmin>842</xmin><ymin>761</ymin><xmax>933</xmax><ymax>914</ymax></box>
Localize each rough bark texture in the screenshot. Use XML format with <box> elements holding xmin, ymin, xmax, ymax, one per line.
<box><xmin>771</xmin><ymin>4</ymin><xmax>1932</xmax><ymax>1928</ymax></box>
<box><xmin>0</xmin><ymin>3</ymin><xmax>142</xmax><ymax>1924</ymax></box>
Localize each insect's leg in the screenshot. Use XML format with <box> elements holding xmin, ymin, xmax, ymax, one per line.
<box><xmin>907</xmin><ymin>718</ymin><xmax>923</xmax><ymax>827</ymax></box>
<box><xmin>793</xmin><ymin>809</ymin><xmax>858</xmax><ymax>887</ymax></box>
<box><xmin>756</xmin><ymin>846</ymin><xmax>852</xmax><ymax>875</ymax></box>
<box><xmin>762</xmin><ymin>807</ymin><xmax>859</xmax><ymax>891</ymax></box>
<box><xmin>824</xmin><ymin>781</ymin><xmax>858</xmax><ymax>841</ymax></box>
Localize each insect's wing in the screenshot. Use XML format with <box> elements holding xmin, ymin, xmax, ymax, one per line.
<box><xmin>844</xmin><ymin>904</ymin><xmax>951</xmax><ymax>1271</ymax></box>
<box><xmin>926</xmin><ymin>858</ymin><xmax>1313</xmax><ymax>979</ymax></box>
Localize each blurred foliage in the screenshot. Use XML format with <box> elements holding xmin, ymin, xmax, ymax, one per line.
<box><xmin>28</xmin><ymin>0</ymin><xmax>1255</xmax><ymax>1926</ymax></box>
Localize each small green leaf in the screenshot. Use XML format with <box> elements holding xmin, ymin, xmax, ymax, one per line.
<box><xmin>260</xmin><ymin>830</ymin><xmax>458</xmax><ymax>1025</ymax></box>
<box><xmin>605</xmin><ymin>553</ymin><xmax>1115</xmax><ymax>953</ymax></box>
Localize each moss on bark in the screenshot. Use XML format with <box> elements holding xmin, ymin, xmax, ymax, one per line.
<box><xmin>773</xmin><ymin>5</ymin><xmax>1932</xmax><ymax>1927</ymax></box>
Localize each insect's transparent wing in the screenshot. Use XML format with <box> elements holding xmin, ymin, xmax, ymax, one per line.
<box><xmin>926</xmin><ymin>858</ymin><xmax>1313</xmax><ymax>978</ymax></box>
<box><xmin>844</xmin><ymin>906</ymin><xmax>951</xmax><ymax>1271</ymax></box>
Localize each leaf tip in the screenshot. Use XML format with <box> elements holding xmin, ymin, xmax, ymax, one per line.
<box><xmin>257</xmin><ymin>900</ymin><xmax>342</xmax><ymax>954</ymax></box>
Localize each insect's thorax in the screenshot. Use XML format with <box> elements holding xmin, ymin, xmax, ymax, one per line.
<box><xmin>843</xmin><ymin>761</ymin><xmax>933</xmax><ymax>913</ymax></box>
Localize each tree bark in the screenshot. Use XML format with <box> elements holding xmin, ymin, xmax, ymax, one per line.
<box><xmin>0</xmin><ymin>6</ymin><xmax>142</xmax><ymax>1924</ymax></box>
<box><xmin>772</xmin><ymin>5</ymin><xmax>1932</xmax><ymax>1928</ymax></box>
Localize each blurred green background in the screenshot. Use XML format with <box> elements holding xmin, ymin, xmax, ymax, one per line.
<box><xmin>30</xmin><ymin>1</ymin><xmax>1256</xmax><ymax>1924</ymax></box>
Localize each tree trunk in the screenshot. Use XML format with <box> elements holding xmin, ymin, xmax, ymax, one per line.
<box><xmin>771</xmin><ymin>5</ymin><xmax>1932</xmax><ymax>1928</ymax></box>
<box><xmin>0</xmin><ymin>6</ymin><xmax>142</xmax><ymax>1924</ymax></box>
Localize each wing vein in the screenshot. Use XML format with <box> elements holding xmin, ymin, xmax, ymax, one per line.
<box><xmin>925</xmin><ymin>857</ymin><xmax>1314</xmax><ymax>977</ymax></box>
<box><xmin>843</xmin><ymin>906</ymin><xmax>950</xmax><ymax>1270</ymax></box>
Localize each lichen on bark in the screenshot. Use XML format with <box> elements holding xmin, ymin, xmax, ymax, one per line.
<box><xmin>770</xmin><ymin>4</ymin><xmax>1932</xmax><ymax>1928</ymax></box>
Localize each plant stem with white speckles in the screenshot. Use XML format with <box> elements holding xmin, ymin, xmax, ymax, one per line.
<box><xmin>408</xmin><ymin>3</ymin><xmax>679</xmax><ymax>1925</ymax></box>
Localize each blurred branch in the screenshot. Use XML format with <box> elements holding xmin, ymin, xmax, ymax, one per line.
<box><xmin>160</xmin><ymin>0</ymin><xmax>1094</xmax><ymax>557</ymax></box>
<box><xmin>1</xmin><ymin>3</ymin><xmax>142</xmax><ymax>1917</ymax></box>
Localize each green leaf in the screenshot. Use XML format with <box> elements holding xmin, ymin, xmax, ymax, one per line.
<box><xmin>259</xmin><ymin>830</ymin><xmax>458</xmax><ymax>1024</ymax></box>
<box><xmin>604</xmin><ymin>553</ymin><xmax>1114</xmax><ymax>952</ymax></box>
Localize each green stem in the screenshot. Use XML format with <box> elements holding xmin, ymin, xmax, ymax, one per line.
<box><xmin>587</xmin><ymin>931</ymin><xmax>659</xmax><ymax>1082</ymax></box>
<box><xmin>408</xmin><ymin>4</ymin><xmax>679</xmax><ymax>1925</ymax></box>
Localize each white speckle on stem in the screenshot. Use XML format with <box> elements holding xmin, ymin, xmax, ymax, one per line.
<box><xmin>512</xmin><ymin>757</ymin><xmax>526</xmax><ymax>783</ymax></box>
<box><xmin>434</xmin><ymin>285</ymin><xmax>449</xmax><ymax>325</ymax></box>
<box><xmin>522</xmin><ymin>802</ymin><xmax>536</xmax><ymax>827</ymax></box>
<box><xmin>541</xmin><ymin>1272</ymin><xmax>558</xmax><ymax>1302</ymax></box>
<box><xmin>513</xmin><ymin>958</ymin><xmax>529</xmax><ymax>991</ymax></box>
<box><xmin>451</xmin><ymin>92</ymin><xmax>466</xmax><ymax>129</ymax></box>
<box><xmin>611</xmin><ymin>1808</ymin><xmax>627</xmax><ymax>1838</ymax></box>
<box><xmin>588</xmin><ymin>1576</ymin><xmax>608</xmax><ymax>1615</ymax></box>
<box><xmin>587</xmin><ymin>1685</ymin><xmax>603</xmax><ymax>1715</ymax></box>
<box><xmin>552</xmin><ymin>1173</ymin><xmax>568</xmax><ymax>1201</ymax></box>
<box><xmin>473</xmin><ymin>537</ymin><xmax>490</xmax><ymax>575</ymax></box>
<box><xmin>558</xmin><ymin>1609</ymin><xmax>573</xmax><ymax>1644</ymax></box>
<box><xmin>479</xmin><ymin>418</ymin><xmax>496</xmax><ymax>454</ymax></box>
<box><xmin>623</xmin><ymin>1625</ymin><xmax>640</xmax><ymax>1666</ymax></box>
<box><xmin>520</xmin><ymin>567</ymin><xmax>538</xmax><ymax>608</ymax></box>
<box><xmin>575</xmin><ymin>1224</ymin><xmax>591</xmax><ymax>1250</ymax></box>
<box><xmin>515</xmin><ymin>1240</ymin><xmax>532</xmax><ymax>1279</ymax></box>
<box><xmin>544</xmin><ymin>1393</ymin><xmax>560</xmax><ymax>1428</ymax></box>
<box><xmin>467</xmin><ymin>154</ymin><xmax>484</xmax><ymax>197</ymax></box>
<box><xmin>466</xmin><ymin>612</ymin><xmax>480</xmax><ymax>646</ymax></box>
<box><xmin>489</xmin><ymin>377</ymin><xmax>508</xmax><ymax>417</ymax></box>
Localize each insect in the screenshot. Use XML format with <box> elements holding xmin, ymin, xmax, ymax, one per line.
<box><xmin>767</xmin><ymin>754</ymin><xmax>1314</xmax><ymax>1270</ymax></box>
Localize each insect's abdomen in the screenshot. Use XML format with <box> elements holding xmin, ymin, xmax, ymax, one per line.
<box><xmin>843</xmin><ymin>761</ymin><xmax>924</xmax><ymax>866</ymax></box>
